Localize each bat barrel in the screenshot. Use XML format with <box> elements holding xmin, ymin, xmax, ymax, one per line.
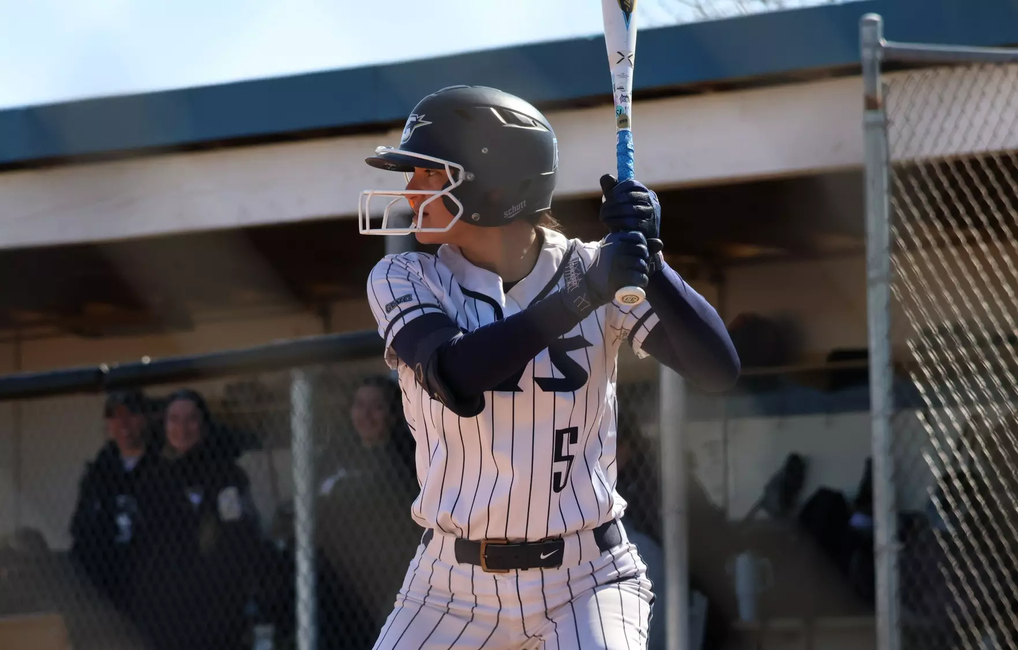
<box><xmin>603</xmin><ymin>0</ymin><xmax>642</xmax><ymax>305</ymax></box>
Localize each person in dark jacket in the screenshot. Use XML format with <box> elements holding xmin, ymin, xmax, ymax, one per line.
<box><xmin>70</xmin><ymin>389</ymin><xmax>158</xmax><ymax>610</ymax></box>
<box><xmin>127</xmin><ymin>388</ymin><xmax>262</xmax><ymax>650</ymax></box>
<box><xmin>315</xmin><ymin>374</ymin><xmax>421</xmax><ymax>648</ymax></box>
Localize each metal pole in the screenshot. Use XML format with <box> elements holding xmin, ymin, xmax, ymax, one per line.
<box><xmin>861</xmin><ymin>13</ymin><xmax>901</xmax><ymax>650</ymax></box>
<box><xmin>291</xmin><ymin>369</ymin><xmax>317</xmax><ymax>650</ymax></box>
<box><xmin>883</xmin><ymin>40</ymin><xmax>1018</xmax><ymax>64</ymax></box>
<box><xmin>11</xmin><ymin>332</ymin><xmax>21</xmax><ymax>531</ymax></box>
<box><xmin>660</xmin><ymin>365</ymin><xmax>689</xmax><ymax>650</ymax></box>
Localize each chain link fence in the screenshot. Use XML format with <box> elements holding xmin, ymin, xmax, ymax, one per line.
<box><xmin>0</xmin><ymin>332</ymin><xmax>684</xmax><ymax>650</ymax></box>
<box><xmin>863</xmin><ymin>14</ymin><xmax>1018</xmax><ymax>650</ymax></box>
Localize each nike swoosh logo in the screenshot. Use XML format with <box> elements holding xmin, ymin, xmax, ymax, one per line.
<box><xmin>540</xmin><ymin>550</ymin><xmax>560</xmax><ymax>560</ymax></box>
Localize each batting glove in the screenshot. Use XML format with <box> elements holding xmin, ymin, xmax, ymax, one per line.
<box><xmin>599</xmin><ymin>174</ymin><xmax>664</xmax><ymax>272</ymax></box>
<box><xmin>561</xmin><ymin>231</ymin><xmax>651</xmax><ymax>320</ymax></box>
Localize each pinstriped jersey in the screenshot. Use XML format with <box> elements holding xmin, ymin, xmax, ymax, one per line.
<box><xmin>366</xmin><ymin>227</ymin><xmax>659</xmax><ymax>542</ymax></box>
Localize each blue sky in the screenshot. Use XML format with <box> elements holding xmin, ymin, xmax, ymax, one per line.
<box><xmin>0</xmin><ymin>0</ymin><xmax>846</xmax><ymax>110</ymax></box>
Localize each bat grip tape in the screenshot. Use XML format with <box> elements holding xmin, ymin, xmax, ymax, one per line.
<box><xmin>616</xmin><ymin>128</ymin><xmax>634</xmax><ymax>182</ymax></box>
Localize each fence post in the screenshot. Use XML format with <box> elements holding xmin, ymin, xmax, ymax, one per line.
<box><xmin>861</xmin><ymin>13</ymin><xmax>900</xmax><ymax>650</ymax></box>
<box><xmin>659</xmin><ymin>365</ymin><xmax>688</xmax><ymax>650</ymax></box>
<box><xmin>292</xmin><ymin>369</ymin><xmax>317</xmax><ymax>650</ymax></box>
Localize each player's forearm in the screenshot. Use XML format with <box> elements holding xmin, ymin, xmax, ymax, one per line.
<box><xmin>392</xmin><ymin>292</ymin><xmax>583</xmax><ymax>414</ymax></box>
<box><xmin>439</xmin><ymin>293</ymin><xmax>580</xmax><ymax>385</ymax></box>
<box><xmin>642</xmin><ymin>261</ymin><xmax>741</xmax><ymax>392</ymax></box>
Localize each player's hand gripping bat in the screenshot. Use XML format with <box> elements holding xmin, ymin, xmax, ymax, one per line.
<box><xmin>600</xmin><ymin>0</ymin><xmax>645</xmax><ymax>306</ymax></box>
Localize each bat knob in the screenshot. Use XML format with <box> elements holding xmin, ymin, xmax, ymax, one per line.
<box><xmin>614</xmin><ymin>286</ymin><xmax>646</xmax><ymax>307</ymax></box>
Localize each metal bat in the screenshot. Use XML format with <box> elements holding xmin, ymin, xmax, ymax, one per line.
<box><xmin>600</xmin><ymin>0</ymin><xmax>645</xmax><ymax>306</ymax></box>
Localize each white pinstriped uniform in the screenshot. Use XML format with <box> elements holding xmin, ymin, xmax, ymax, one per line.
<box><xmin>366</xmin><ymin>227</ymin><xmax>658</xmax><ymax>649</ymax></box>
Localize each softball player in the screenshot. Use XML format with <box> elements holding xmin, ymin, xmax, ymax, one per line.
<box><xmin>360</xmin><ymin>85</ymin><xmax>739</xmax><ymax>649</ymax></box>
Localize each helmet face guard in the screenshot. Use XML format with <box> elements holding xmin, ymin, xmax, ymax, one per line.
<box><xmin>359</xmin><ymin>85</ymin><xmax>558</xmax><ymax>237</ymax></box>
<box><xmin>358</xmin><ymin>147</ymin><xmax>467</xmax><ymax>236</ymax></box>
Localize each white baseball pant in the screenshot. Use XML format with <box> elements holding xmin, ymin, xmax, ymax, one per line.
<box><xmin>371</xmin><ymin>520</ymin><xmax>655</xmax><ymax>650</ymax></box>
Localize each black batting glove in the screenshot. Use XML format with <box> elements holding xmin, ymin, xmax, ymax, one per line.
<box><xmin>561</xmin><ymin>231</ymin><xmax>651</xmax><ymax>320</ymax></box>
<box><xmin>599</xmin><ymin>174</ymin><xmax>664</xmax><ymax>272</ymax></box>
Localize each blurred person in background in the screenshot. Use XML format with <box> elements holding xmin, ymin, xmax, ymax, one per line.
<box><xmin>683</xmin><ymin>449</ymin><xmax>738</xmax><ymax>650</ymax></box>
<box><xmin>127</xmin><ymin>388</ymin><xmax>262</xmax><ymax>650</ymax></box>
<box><xmin>316</xmin><ymin>374</ymin><xmax>420</xmax><ymax>649</ymax></box>
<box><xmin>70</xmin><ymin>389</ymin><xmax>158</xmax><ymax>612</ymax></box>
<box><xmin>318</xmin><ymin>375</ymin><xmax>417</xmax><ymax>496</ymax></box>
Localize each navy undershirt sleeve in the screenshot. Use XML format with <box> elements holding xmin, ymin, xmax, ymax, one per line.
<box><xmin>390</xmin><ymin>290</ymin><xmax>582</xmax><ymax>409</ymax></box>
<box><xmin>640</xmin><ymin>261</ymin><xmax>741</xmax><ymax>392</ymax></box>
<box><xmin>389</xmin><ymin>259</ymin><xmax>740</xmax><ymax>413</ymax></box>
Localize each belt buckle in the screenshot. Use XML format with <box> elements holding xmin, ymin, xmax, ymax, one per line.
<box><xmin>479</xmin><ymin>539</ymin><xmax>511</xmax><ymax>574</ymax></box>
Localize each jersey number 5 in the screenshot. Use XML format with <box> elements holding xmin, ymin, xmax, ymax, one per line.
<box><xmin>552</xmin><ymin>426</ymin><xmax>579</xmax><ymax>493</ymax></box>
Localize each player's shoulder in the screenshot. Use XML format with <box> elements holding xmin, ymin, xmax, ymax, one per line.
<box><xmin>368</xmin><ymin>251</ymin><xmax>437</xmax><ymax>281</ymax></box>
<box><xmin>567</xmin><ymin>234</ymin><xmax>604</xmax><ymax>266</ymax></box>
<box><xmin>536</xmin><ymin>227</ymin><xmax>598</xmax><ymax>259</ymax></box>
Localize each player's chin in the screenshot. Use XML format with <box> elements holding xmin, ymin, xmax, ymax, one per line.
<box><xmin>414</xmin><ymin>230</ymin><xmax>448</xmax><ymax>245</ymax></box>
<box><xmin>413</xmin><ymin>217</ymin><xmax>455</xmax><ymax>245</ymax></box>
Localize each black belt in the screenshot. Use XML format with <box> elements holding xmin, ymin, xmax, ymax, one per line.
<box><xmin>421</xmin><ymin>519</ymin><xmax>623</xmax><ymax>573</ymax></box>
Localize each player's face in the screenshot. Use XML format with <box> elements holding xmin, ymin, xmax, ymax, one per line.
<box><xmin>405</xmin><ymin>167</ymin><xmax>472</xmax><ymax>246</ymax></box>
<box><xmin>351</xmin><ymin>385</ymin><xmax>392</xmax><ymax>447</ymax></box>
<box><xmin>165</xmin><ymin>398</ymin><xmax>204</xmax><ymax>455</ymax></box>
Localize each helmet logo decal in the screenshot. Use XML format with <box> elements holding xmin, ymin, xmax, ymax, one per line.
<box><xmin>504</xmin><ymin>200</ymin><xmax>527</xmax><ymax>219</ymax></box>
<box><xmin>400</xmin><ymin>113</ymin><xmax>432</xmax><ymax>144</ymax></box>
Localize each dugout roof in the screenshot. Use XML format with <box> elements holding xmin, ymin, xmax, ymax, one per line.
<box><xmin>1</xmin><ymin>0</ymin><xmax>1014</xmax><ymax>168</ymax></box>
<box><xmin>0</xmin><ymin>0</ymin><xmax>1012</xmax><ymax>339</ymax></box>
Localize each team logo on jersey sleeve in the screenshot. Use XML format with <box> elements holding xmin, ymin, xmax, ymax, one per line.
<box><xmin>401</xmin><ymin>113</ymin><xmax>432</xmax><ymax>144</ymax></box>
<box><xmin>384</xmin><ymin>293</ymin><xmax>414</xmax><ymax>314</ymax></box>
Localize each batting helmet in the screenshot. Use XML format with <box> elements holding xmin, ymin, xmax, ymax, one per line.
<box><xmin>359</xmin><ymin>85</ymin><xmax>559</xmax><ymax>235</ymax></box>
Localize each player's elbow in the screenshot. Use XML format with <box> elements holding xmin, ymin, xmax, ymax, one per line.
<box><xmin>691</xmin><ymin>348</ymin><xmax>741</xmax><ymax>393</ymax></box>
<box><xmin>425</xmin><ymin>349</ymin><xmax>487</xmax><ymax>418</ymax></box>
<box><xmin>434</xmin><ymin>383</ymin><xmax>486</xmax><ymax>418</ymax></box>
<box><xmin>702</xmin><ymin>355</ymin><xmax>741</xmax><ymax>393</ymax></box>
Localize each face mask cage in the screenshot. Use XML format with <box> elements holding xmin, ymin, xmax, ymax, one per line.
<box><xmin>359</xmin><ymin>147</ymin><xmax>468</xmax><ymax>235</ymax></box>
